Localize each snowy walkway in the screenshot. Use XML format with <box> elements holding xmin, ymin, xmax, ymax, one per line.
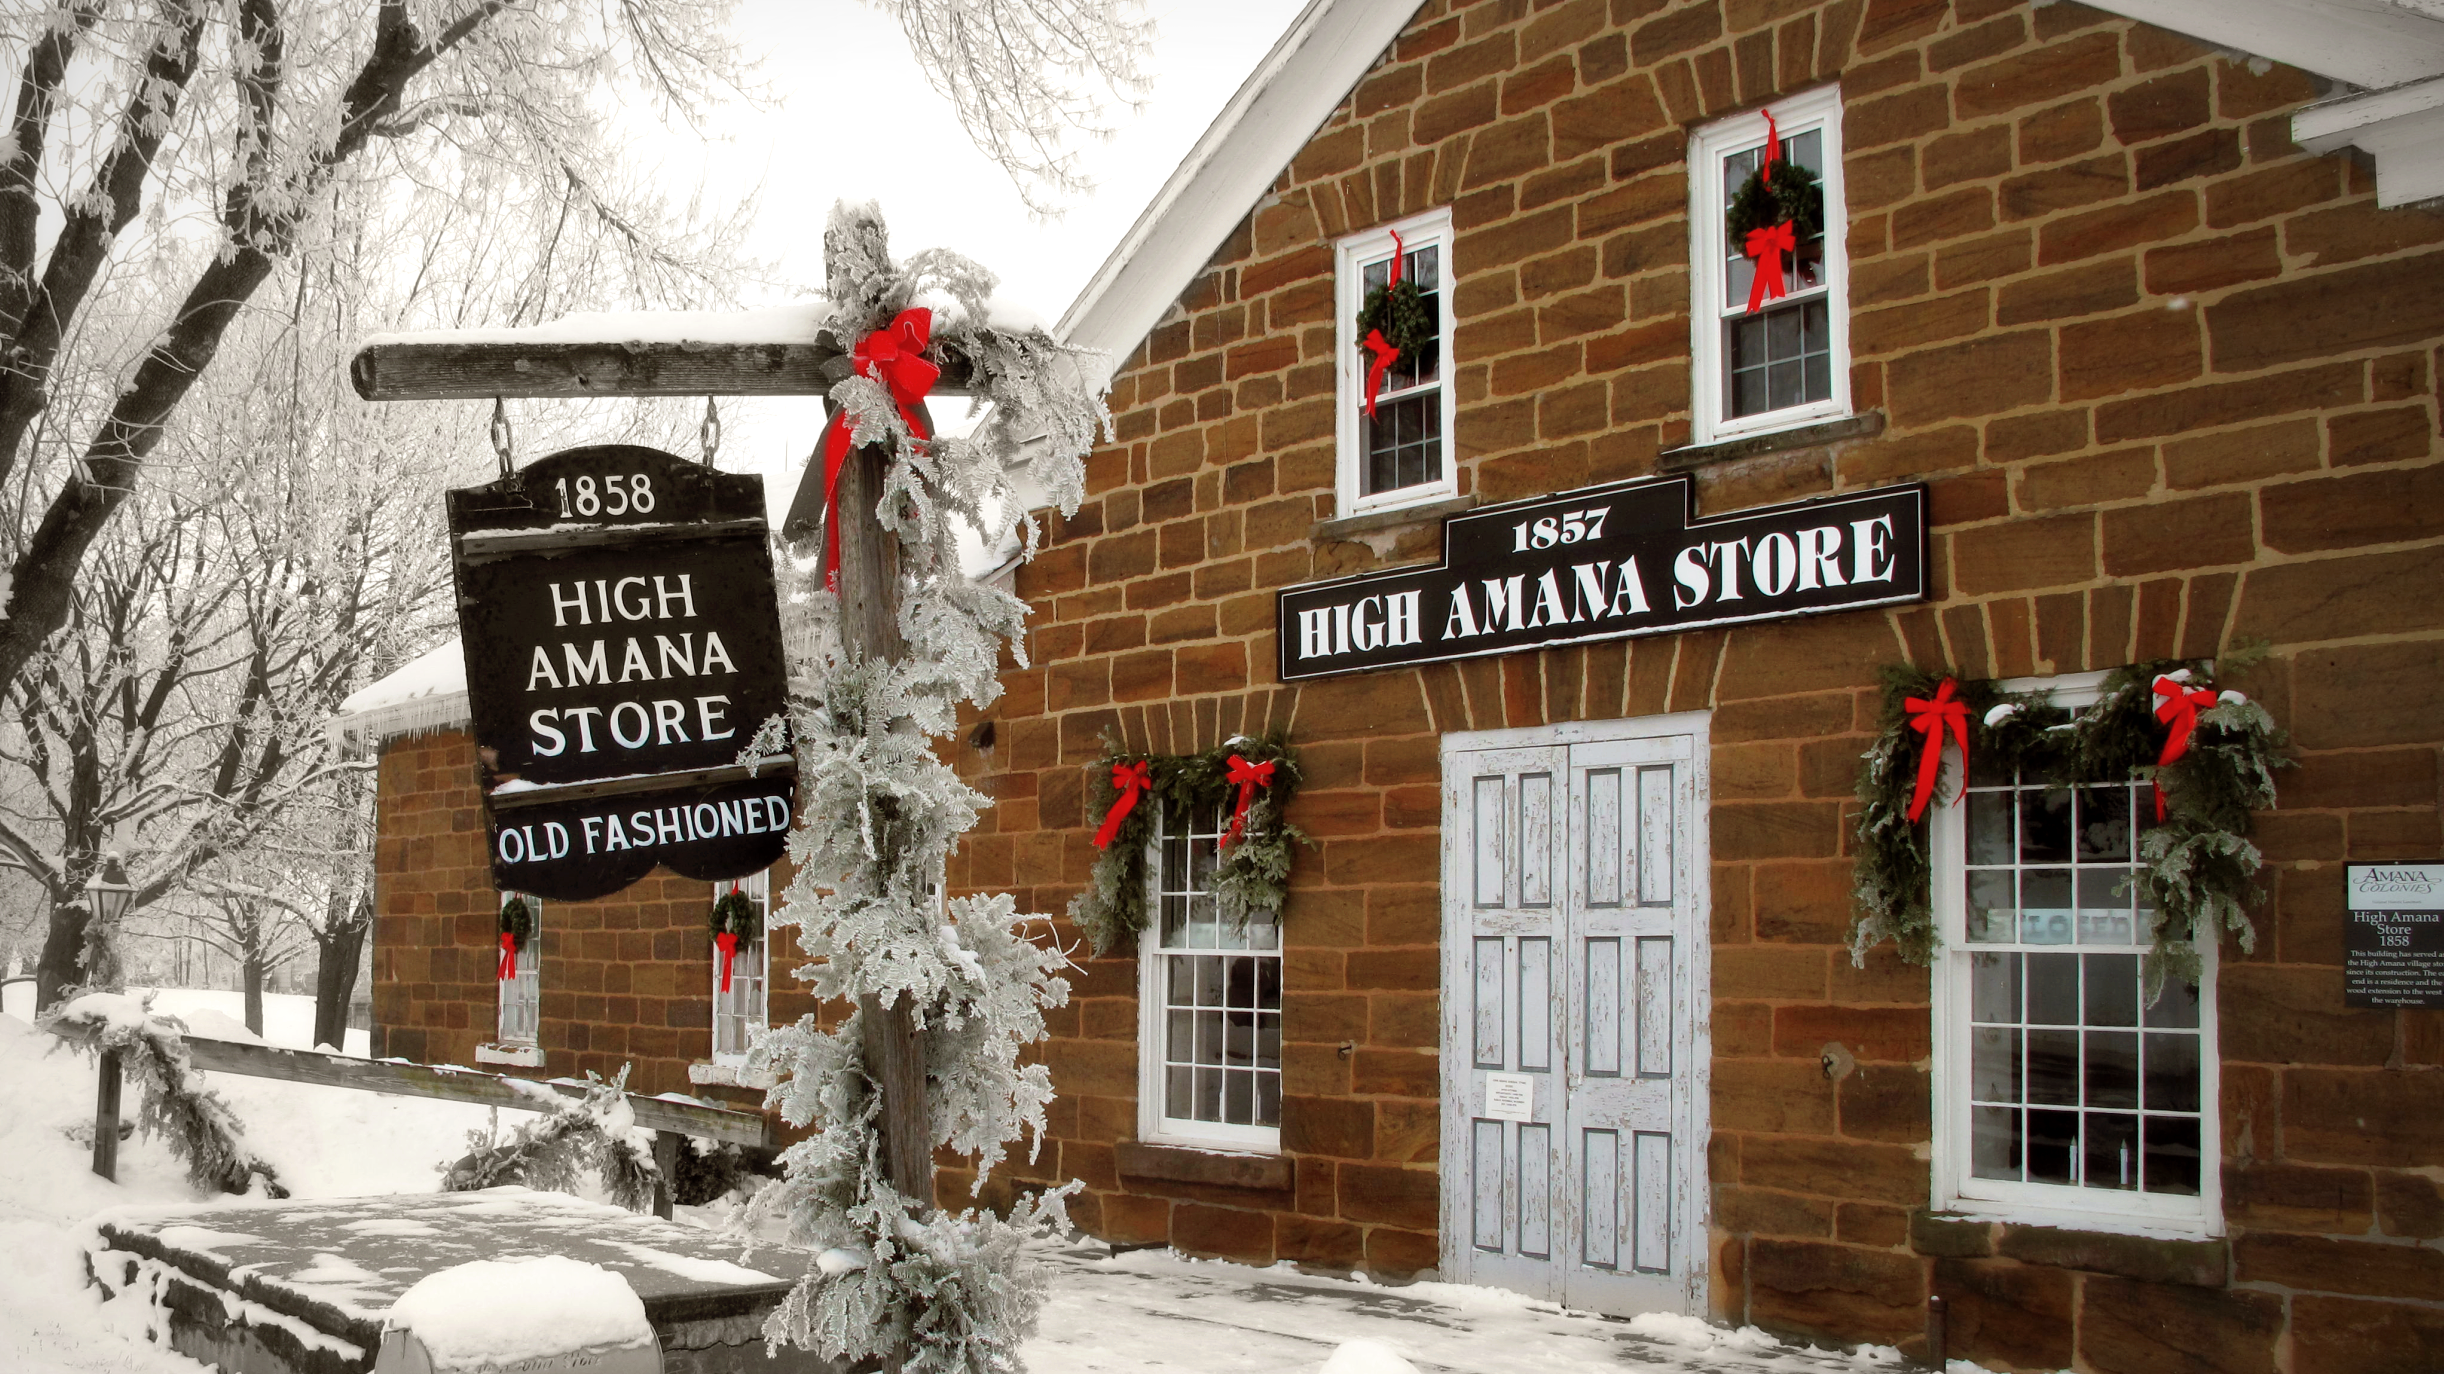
<box><xmin>1027</xmin><ymin>1247</ymin><xmax>1911</xmax><ymax>1374</ymax></box>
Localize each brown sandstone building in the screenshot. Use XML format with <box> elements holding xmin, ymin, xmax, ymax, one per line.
<box><xmin>344</xmin><ymin>1</ymin><xmax>2444</xmax><ymax>1369</ymax></box>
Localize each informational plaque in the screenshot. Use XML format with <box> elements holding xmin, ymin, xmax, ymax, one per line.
<box><xmin>2345</xmin><ymin>863</ymin><xmax>2444</xmax><ymax>1009</ymax></box>
<box><xmin>1276</xmin><ymin>474</ymin><xmax>1927</xmax><ymax>681</ymax></box>
<box><xmin>1483</xmin><ymin>1071</ymin><xmax>1535</xmax><ymax>1123</ymax></box>
<box><xmin>448</xmin><ymin>445</ymin><xmax>794</xmax><ymax>900</ymax></box>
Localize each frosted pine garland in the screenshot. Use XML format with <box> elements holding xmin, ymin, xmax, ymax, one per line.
<box><xmin>439</xmin><ymin>1067</ymin><xmax>662</xmax><ymax>1213</ymax></box>
<box><xmin>41</xmin><ymin>992</ymin><xmax>288</xmax><ymax>1198</ymax></box>
<box><xmin>739</xmin><ymin>203</ymin><xmax>1101</xmax><ymax>1374</ymax></box>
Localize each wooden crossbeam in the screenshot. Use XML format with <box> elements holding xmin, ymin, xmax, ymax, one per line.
<box><xmin>176</xmin><ymin>1036</ymin><xmax>773</xmax><ymax>1147</ymax></box>
<box><xmin>349</xmin><ymin>338</ymin><xmax>979</xmax><ymax>401</ymax></box>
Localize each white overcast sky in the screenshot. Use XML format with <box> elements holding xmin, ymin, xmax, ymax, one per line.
<box><xmin>647</xmin><ymin>0</ymin><xmax>1313</xmax><ymax>511</ymax></box>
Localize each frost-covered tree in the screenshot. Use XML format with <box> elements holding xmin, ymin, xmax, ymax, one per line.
<box><xmin>740</xmin><ymin>203</ymin><xmax>1099</xmax><ymax>1374</ymax></box>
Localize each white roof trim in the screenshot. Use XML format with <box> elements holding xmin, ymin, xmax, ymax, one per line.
<box><xmin>1055</xmin><ymin>0</ymin><xmax>1422</xmax><ymax>384</ymax></box>
<box><xmin>2295</xmin><ymin>69</ymin><xmax>2444</xmax><ymax>205</ymax></box>
<box><xmin>2086</xmin><ymin>0</ymin><xmax>2444</xmax><ymax>90</ymax></box>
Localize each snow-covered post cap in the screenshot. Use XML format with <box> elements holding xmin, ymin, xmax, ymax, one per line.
<box><xmin>376</xmin><ymin>1257</ymin><xmax>658</xmax><ymax>1374</ymax></box>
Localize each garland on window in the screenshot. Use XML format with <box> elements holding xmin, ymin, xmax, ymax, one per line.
<box><xmin>1069</xmin><ymin>734</ymin><xmax>1308</xmax><ymax>955</ymax></box>
<box><xmin>42</xmin><ymin>992</ymin><xmax>289</xmax><ymax>1197</ymax></box>
<box><xmin>710</xmin><ymin>887</ymin><xmax>761</xmax><ymax>992</ymax></box>
<box><xmin>1723</xmin><ymin>112</ymin><xmax>1823</xmax><ymax>314</ymax></box>
<box><xmin>497</xmin><ymin>895</ymin><xmax>534</xmax><ymax>982</ymax></box>
<box><xmin>1849</xmin><ymin>653</ymin><xmax>2287</xmax><ymax>994</ymax></box>
<box><xmin>1353</xmin><ymin>229</ymin><xmax>1431</xmax><ymax>418</ymax></box>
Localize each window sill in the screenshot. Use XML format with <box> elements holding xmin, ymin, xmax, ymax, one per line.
<box><xmin>1315</xmin><ymin>494</ymin><xmax>1473</xmax><ymax>544</ymax></box>
<box><xmin>1911</xmin><ymin>1210</ymin><xmax>2228</xmax><ymax>1286</ymax></box>
<box><xmin>474</xmin><ymin>1042</ymin><xmax>544</xmax><ymax>1068</ymax></box>
<box><xmin>688</xmin><ymin>1060</ymin><xmax>777</xmax><ymax>1090</ymax></box>
<box><xmin>1662</xmin><ymin>412</ymin><xmax>1884</xmax><ymax>471</ymax></box>
<box><xmin>1116</xmin><ymin>1141</ymin><xmax>1290</xmax><ymax>1191</ymax></box>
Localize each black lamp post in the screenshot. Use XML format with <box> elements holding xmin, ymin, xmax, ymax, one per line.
<box><xmin>84</xmin><ymin>853</ymin><xmax>133</xmax><ymax>926</ymax></box>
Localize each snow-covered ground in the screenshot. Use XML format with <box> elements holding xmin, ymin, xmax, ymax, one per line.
<box><xmin>0</xmin><ymin>998</ymin><xmax>2011</xmax><ymax>1374</ymax></box>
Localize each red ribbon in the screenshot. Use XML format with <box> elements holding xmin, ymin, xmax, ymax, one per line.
<box><xmin>714</xmin><ymin>930</ymin><xmax>740</xmax><ymax>993</ymax></box>
<box><xmin>819</xmin><ymin>307</ymin><xmax>939</xmax><ymax>591</ymax></box>
<box><xmin>1745</xmin><ymin>221</ymin><xmax>1795</xmax><ymax>313</ymax></box>
<box><xmin>1092</xmin><ymin>761</ymin><xmax>1154</xmax><ymax>850</ymax></box>
<box><xmin>2151</xmin><ymin>675</ymin><xmax>2219</xmax><ymax>821</ymax></box>
<box><xmin>1761</xmin><ymin>109</ymin><xmax>1781</xmax><ymax>187</ymax></box>
<box><xmin>1903</xmin><ymin>678</ymin><xmax>1970</xmax><ymax>824</ymax></box>
<box><xmin>1220</xmin><ymin>754</ymin><xmax>1276</xmax><ymax>852</ymax></box>
<box><xmin>497</xmin><ymin>932</ymin><xmax>518</xmax><ymax>982</ymax></box>
<box><xmin>1359</xmin><ymin>229</ymin><xmax>1406</xmax><ymax>418</ymax></box>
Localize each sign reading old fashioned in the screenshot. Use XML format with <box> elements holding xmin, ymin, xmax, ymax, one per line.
<box><xmin>1276</xmin><ymin>475</ymin><xmax>1928</xmax><ymax>681</ymax></box>
<box><xmin>448</xmin><ymin>444</ymin><xmax>793</xmax><ymax>900</ymax></box>
<box><xmin>2345</xmin><ymin>862</ymin><xmax>2444</xmax><ymax>1008</ymax></box>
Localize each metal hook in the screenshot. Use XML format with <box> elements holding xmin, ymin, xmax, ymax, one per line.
<box><xmin>700</xmin><ymin>395</ymin><xmax>721</xmax><ymax>467</ymax></box>
<box><xmin>489</xmin><ymin>397</ymin><xmax>515</xmax><ymax>478</ymax></box>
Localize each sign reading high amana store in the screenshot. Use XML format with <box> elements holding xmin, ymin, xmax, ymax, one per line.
<box><xmin>1277</xmin><ymin>475</ymin><xmax>1928</xmax><ymax>681</ymax></box>
<box><xmin>447</xmin><ymin>444</ymin><xmax>794</xmax><ymax>901</ymax></box>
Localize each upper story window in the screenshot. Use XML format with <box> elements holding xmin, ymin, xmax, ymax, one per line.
<box><xmin>712</xmin><ymin>870</ymin><xmax>771</xmax><ymax>1063</ymax></box>
<box><xmin>497</xmin><ymin>891</ymin><xmax>541</xmax><ymax>1048</ymax></box>
<box><xmin>1688</xmin><ymin>87</ymin><xmax>1850</xmax><ymax>445</ymax></box>
<box><xmin>1335</xmin><ymin>208</ymin><xmax>1456</xmax><ymax>521</ymax></box>
<box><xmin>1930</xmin><ymin>674</ymin><xmax>2220</xmax><ymax>1236</ymax></box>
<box><xmin>1138</xmin><ymin>803</ymin><xmax>1282</xmax><ymax>1151</ymax></box>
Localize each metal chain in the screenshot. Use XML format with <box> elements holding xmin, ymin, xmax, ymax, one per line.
<box><xmin>489</xmin><ymin>397</ymin><xmax>514</xmax><ymax>477</ymax></box>
<box><xmin>699</xmin><ymin>395</ymin><xmax>721</xmax><ymax>467</ymax></box>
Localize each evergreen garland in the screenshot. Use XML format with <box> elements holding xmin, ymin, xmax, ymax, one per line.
<box><xmin>1849</xmin><ymin>652</ymin><xmax>2287</xmax><ymax>994</ymax></box>
<box><xmin>439</xmin><ymin>1067</ymin><xmax>661</xmax><ymax>1213</ymax></box>
<box><xmin>1724</xmin><ymin>156</ymin><xmax>1823</xmax><ymax>250</ymax></box>
<box><xmin>42</xmin><ymin>992</ymin><xmax>289</xmax><ymax>1198</ymax></box>
<box><xmin>711</xmin><ymin>887</ymin><xmax>763</xmax><ymax>944</ymax></box>
<box><xmin>1069</xmin><ymin>734</ymin><xmax>1308</xmax><ymax>955</ymax></box>
<box><xmin>1355</xmin><ymin>276</ymin><xmax>1433</xmax><ymax>358</ymax></box>
<box><xmin>499</xmin><ymin>894</ymin><xmax>535</xmax><ymax>951</ymax></box>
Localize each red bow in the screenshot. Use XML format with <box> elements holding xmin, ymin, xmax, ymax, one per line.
<box><xmin>2151</xmin><ymin>675</ymin><xmax>2218</xmax><ymax>821</ymax></box>
<box><xmin>1745</xmin><ymin>221</ymin><xmax>1795</xmax><ymax>313</ymax></box>
<box><xmin>819</xmin><ymin>307</ymin><xmax>939</xmax><ymax>591</ymax></box>
<box><xmin>714</xmin><ymin>930</ymin><xmax>740</xmax><ymax>993</ymax></box>
<box><xmin>1221</xmin><ymin>754</ymin><xmax>1276</xmax><ymax>852</ymax></box>
<box><xmin>497</xmin><ymin>932</ymin><xmax>518</xmax><ymax>982</ymax></box>
<box><xmin>1360</xmin><ymin>230</ymin><xmax>1405</xmax><ymax>418</ymax></box>
<box><xmin>1903</xmin><ymin>678</ymin><xmax>1970</xmax><ymax>823</ymax></box>
<box><xmin>1761</xmin><ymin>109</ymin><xmax>1781</xmax><ymax>187</ymax></box>
<box><xmin>1092</xmin><ymin>760</ymin><xmax>1154</xmax><ymax>850</ymax></box>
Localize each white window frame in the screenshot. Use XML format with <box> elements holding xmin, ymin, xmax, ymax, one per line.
<box><xmin>1686</xmin><ymin>85</ymin><xmax>1852</xmax><ymax>446</ymax></box>
<box><xmin>1334</xmin><ymin>207</ymin><xmax>1458</xmax><ymax>523</ymax></box>
<box><xmin>1928</xmin><ymin>671</ymin><xmax>2224</xmax><ymax>1238</ymax></box>
<box><xmin>489</xmin><ymin>891</ymin><xmax>543</xmax><ymax>1062</ymax></box>
<box><xmin>1136</xmin><ymin>803</ymin><xmax>1283</xmax><ymax>1154</ymax></box>
<box><xmin>711</xmin><ymin>870</ymin><xmax>771</xmax><ymax>1065</ymax></box>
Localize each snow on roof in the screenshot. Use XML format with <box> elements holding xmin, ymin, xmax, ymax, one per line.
<box><xmin>331</xmin><ymin>638</ymin><xmax>469</xmax><ymax>751</ymax></box>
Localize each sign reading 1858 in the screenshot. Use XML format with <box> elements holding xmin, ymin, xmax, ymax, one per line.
<box><xmin>2345</xmin><ymin>862</ymin><xmax>2444</xmax><ymax>1008</ymax></box>
<box><xmin>448</xmin><ymin>445</ymin><xmax>793</xmax><ymax>901</ymax></box>
<box><xmin>1276</xmin><ymin>475</ymin><xmax>1928</xmax><ymax>681</ymax></box>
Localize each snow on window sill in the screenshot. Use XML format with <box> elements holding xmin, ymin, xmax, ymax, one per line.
<box><xmin>474</xmin><ymin>1043</ymin><xmax>544</xmax><ymax>1068</ymax></box>
<box><xmin>689</xmin><ymin>1060</ymin><xmax>777</xmax><ymax>1090</ymax></box>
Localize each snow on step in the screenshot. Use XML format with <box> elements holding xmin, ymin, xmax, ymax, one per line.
<box><xmin>86</xmin><ymin>1187</ymin><xmax>836</xmax><ymax>1374</ymax></box>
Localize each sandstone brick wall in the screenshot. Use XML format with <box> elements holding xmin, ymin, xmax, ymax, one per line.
<box><xmin>943</xmin><ymin>1</ymin><xmax>2444</xmax><ymax>1370</ymax></box>
<box><xmin>369</xmin><ymin>727</ymin><xmax>809</xmax><ymax>1112</ymax></box>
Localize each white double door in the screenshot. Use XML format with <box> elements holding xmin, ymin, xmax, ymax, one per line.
<box><xmin>1439</xmin><ymin>718</ymin><xmax>1710</xmax><ymax>1316</ymax></box>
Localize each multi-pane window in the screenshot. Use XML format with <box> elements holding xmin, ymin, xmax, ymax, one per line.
<box><xmin>497</xmin><ymin>892</ymin><xmax>541</xmax><ymax>1048</ymax></box>
<box><xmin>712</xmin><ymin>870</ymin><xmax>770</xmax><ymax>1061</ymax></box>
<box><xmin>1138</xmin><ymin>804</ymin><xmax>1283</xmax><ymax>1150</ymax></box>
<box><xmin>1688</xmin><ymin>87</ymin><xmax>1850</xmax><ymax>444</ymax></box>
<box><xmin>1335</xmin><ymin>209</ymin><xmax>1456</xmax><ymax>521</ymax></box>
<box><xmin>1934</xmin><ymin>677</ymin><xmax>2217</xmax><ymax>1231</ymax></box>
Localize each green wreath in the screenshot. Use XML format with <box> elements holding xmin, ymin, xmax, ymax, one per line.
<box><xmin>1850</xmin><ymin>650</ymin><xmax>2287</xmax><ymax>995</ymax></box>
<box><xmin>1724</xmin><ymin>155</ymin><xmax>1823</xmax><ymax>251</ymax></box>
<box><xmin>1355</xmin><ymin>276</ymin><xmax>1434</xmax><ymax>359</ymax></box>
<box><xmin>711</xmin><ymin>887</ymin><xmax>762</xmax><ymax>944</ymax></box>
<box><xmin>1070</xmin><ymin>734</ymin><xmax>1310</xmax><ymax>955</ymax></box>
<box><xmin>499</xmin><ymin>894</ymin><xmax>535</xmax><ymax>951</ymax></box>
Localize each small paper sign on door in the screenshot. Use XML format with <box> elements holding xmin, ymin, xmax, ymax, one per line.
<box><xmin>1483</xmin><ymin>1071</ymin><xmax>1535</xmax><ymax>1122</ymax></box>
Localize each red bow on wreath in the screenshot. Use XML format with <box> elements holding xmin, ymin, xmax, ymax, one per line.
<box><xmin>497</xmin><ymin>932</ymin><xmax>519</xmax><ymax>982</ymax></box>
<box><xmin>1361</xmin><ymin>229</ymin><xmax>1406</xmax><ymax>419</ymax></box>
<box><xmin>1221</xmin><ymin>754</ymin><xmax>1276</xmax><ymax>852</ymax></box>
<box><xmin>714</xmin><ymin>930</ymin><xmax>740</xmax><ymax>993</ymax></box>
<box><xmin>819</xmin><ymin>307</ymin><xmax>939</xmax><ymax>591</ymax></box>
<box><xmin>1903</xmin><ymin>677</ymin><xmax>1971</xmax><ymax>823</ymax></box>
<box><xmin>2151</xmin><ymin>675</ymin><xmax>2219</xmax><ymax>821</ymax></box>
<box><xmin>1093</xmin><ymin>760</ymin><xmax>1154</xmax><ymax>850</ymax></box>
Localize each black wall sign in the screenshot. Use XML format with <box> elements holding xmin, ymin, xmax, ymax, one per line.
<box><xmin>2345</xmin><ymin>862</ymin><xmax>2444</xmax><ymax>1009</ymax></box>
<box><xmin>1276</xmin><ymin>475</ymin><xmax>1928</xmax><ymax>682</ymax></box>
<box><xmin>448</xmin><ymin>445</ymin><xmax>793</xmax><ymax>900</ymax></box>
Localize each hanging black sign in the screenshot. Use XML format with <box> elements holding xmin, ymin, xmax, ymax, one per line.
<box><xmin>1277</xmin><ymin>475</ymin><xmax>1927</xmax><ymax>681</ymax></box>
<box><xmin>448</xmin><ymin>445</ymin><xmax>793</xmax><ymax>900</ymax></box>
<box><xmin>2345</xmin><ymin>862</ymin><xmax>2444</xmax><ymax>1008</ymax></box>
